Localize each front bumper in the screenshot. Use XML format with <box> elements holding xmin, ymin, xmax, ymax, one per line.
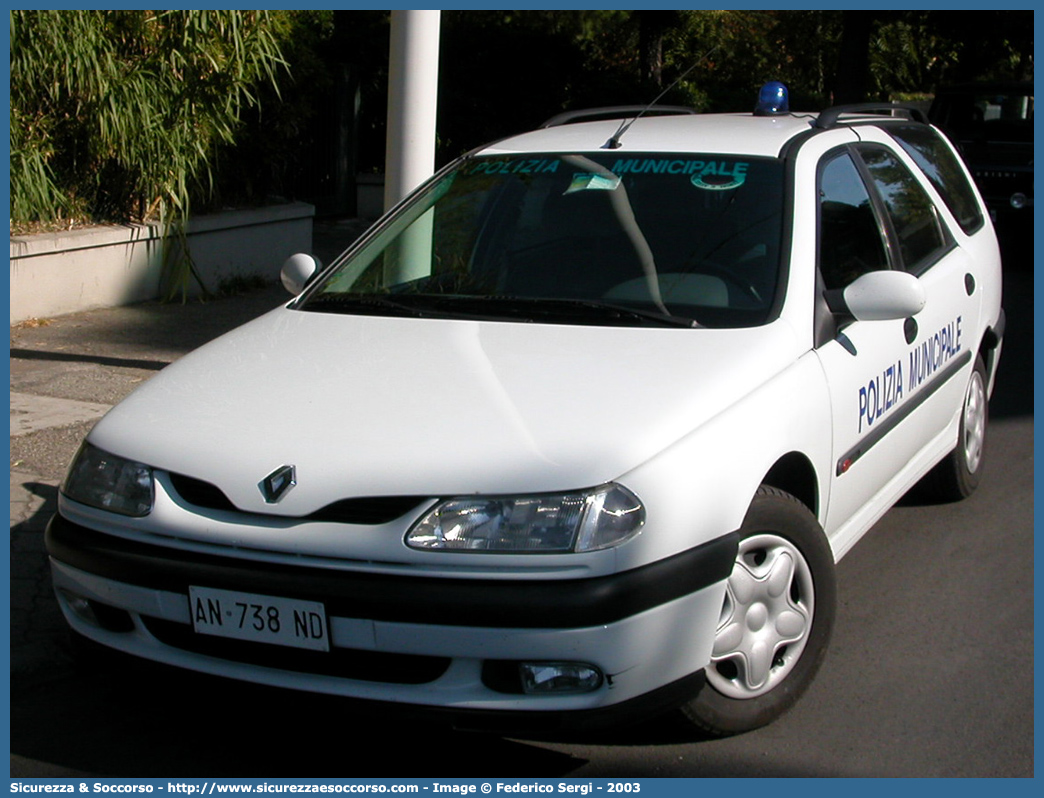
<box><xmin>47</xmin><ymin>514</ymin><xmax>735</xmax><ymax>717</ymax></box>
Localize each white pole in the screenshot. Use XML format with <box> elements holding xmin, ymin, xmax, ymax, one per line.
<box><xmin>383</xmin><ymin>9</ymin><xmax>441</xmax><ymax>212</ymax></box>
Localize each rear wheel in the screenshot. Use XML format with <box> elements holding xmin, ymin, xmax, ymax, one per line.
<box><xmin>925</xmin><ymin>355</ymin><xmax>988</xmax><ymax>501</ymax></box>
<box><xmin>682</xmin><ymin>486</ymin><xmax>836</xmax><ymax>735</ymax></box>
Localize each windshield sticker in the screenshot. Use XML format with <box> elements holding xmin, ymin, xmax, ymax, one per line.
<box><xmin>465</xmin><ymin>158</ymin><xmax>560</xmax><ymax>176</ymax></box>
<box><xmin>609</xmin><ymin>158</ymin><xmax>750</xmax><ymax>190</ymax></box>
<box><xmin>691</xmin><ymin>162</ymin><xmax>749</xmax><ymax>190</ymax></box>
<box><xmin>611</xmin><ymin>158</ymin><xmax>702</xmax><ymax>174</ymax></box>
<box><xmin>565</xmin><ymin>172</ymin><xmax>622</xmax><ymax>194</ymax></box>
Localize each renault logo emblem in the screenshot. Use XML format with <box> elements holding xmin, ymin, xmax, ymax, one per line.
<box><xmin>260</xmin><ymin>465</ymin><xmax>296</xmax><ymax>503</ymax></box>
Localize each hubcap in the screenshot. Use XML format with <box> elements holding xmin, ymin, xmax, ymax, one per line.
<box><xmin>707</xmin><ymin>533</ymin><xmax>814</xmax><ymax>699</ymax></box>
<box><xmin>962</xmin><ymin>370</ymin><xmax>986</xmax><ymax>474</ymax></box>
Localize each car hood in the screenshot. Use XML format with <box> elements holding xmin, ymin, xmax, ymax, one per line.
<box><xmin>89</xmin><ymin>307</ymin><xmax>801</xmax><ymax>515</ymax></box>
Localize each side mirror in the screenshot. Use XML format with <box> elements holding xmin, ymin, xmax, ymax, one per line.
<box><xmin>280</xmin><ymin>253</ymin><xmax>322</xmax><ymax>295</ymax></box>
<box><xmin>830</xmin><ymin>270</ymin><xmax>926</xmax><ymax>321</ymax></box>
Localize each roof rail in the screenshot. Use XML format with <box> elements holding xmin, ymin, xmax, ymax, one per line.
<box><xmin>540</xmin><ymin>105</ymin><xmax>698</xmax><ymax>129</ymax></box>
<box><xmin>816</xmin><ymin>103</ymin><xmax>929</xmax><ymax>130</ymax></box>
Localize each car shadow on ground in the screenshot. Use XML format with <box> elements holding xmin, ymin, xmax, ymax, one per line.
<box><xmin>11</xmin><ymin>642</ymin><xmax>829</xmax><ymax>777</ymax></box>
<box><xmin>10</xmin><ymin>652</ymin><xmax>587</xmax><ymax>777</ymax></box>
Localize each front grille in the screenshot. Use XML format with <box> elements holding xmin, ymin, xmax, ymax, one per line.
<box><xmin>307</xmin><ymin>496</ymin><xmax>431</xmax><ymax>525</ymax></box>
<box><xmin>142</xmin><ymin>616</ymin><xmax>451</xmax><ymax>684</ymax></box>
<box><xmin>167</xmin><ymin>472</ymin><xmax>430</xmax><ymax>525</ymax></box>
<box><xmin>169</xmin><ymin>473</ymin><xmax>238</xmax><ymax>511</ymax></box>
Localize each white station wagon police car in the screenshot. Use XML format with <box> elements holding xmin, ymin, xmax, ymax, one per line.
<box><xmin>48</xmin><ymin>84</ymin><xmax>1004</xmax><ymax>735</ymax></box>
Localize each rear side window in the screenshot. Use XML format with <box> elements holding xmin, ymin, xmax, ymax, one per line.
<box><xmin>888</xmin><ymin>124</ymin><xmax>984</xmax><ymax>235</ymax></box>
<box><xmin>857</xmin><ymin>145</ymin><xmax>949</xmax><ymax>273</ymax></box>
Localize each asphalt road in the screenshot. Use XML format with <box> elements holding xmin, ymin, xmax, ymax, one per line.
<box><xmin>8</xmin><ymin>228</ymin><xmax>1033</xmax><ymax>778</ymax></box>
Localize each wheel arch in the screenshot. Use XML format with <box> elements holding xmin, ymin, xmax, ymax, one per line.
<box><xmin>978</xmin><ymin>308</ymin><xmax>1005</xmax><ymax>392</ymax></box>
<box><xmin>761</xmin><ymin>452</ymin><xmax>819</xmax><ymax>518</ymax></box>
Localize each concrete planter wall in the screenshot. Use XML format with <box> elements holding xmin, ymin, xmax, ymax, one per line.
<box><xmin>355</xmin><ymin>173</ymin><xmax>386</xmax><ymax>220</ymax></box>
<box><xmin>10</xmin><ymin>202</ymin><xmax>314</xmax><ymax>325</ymax></box>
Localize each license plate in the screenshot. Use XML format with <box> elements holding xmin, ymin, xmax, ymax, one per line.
<box><xmin>189</xmin><ymin>586</ymin><xmax>330</xmax><ymax>652</ymax></box>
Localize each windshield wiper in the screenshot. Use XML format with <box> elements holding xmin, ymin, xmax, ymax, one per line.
<box><xmin>548</xmin><ymin>298</ymin><xmax>700</xmax><ymax>327</ymax></box>
<box><xmin>302</xmin><ymin>294</ymin><xmax>699</xmax><ymax>327</ymax></box>
<box><xmin>301</xmin><ymin>293</ymin><xmax>514</xmax><ymax>322</ymax></box>
<box><xmin>448</xmin><ymin>296</ymin><xmax>699</xmax><ymax>328</ymax></box>
<box><xmin>303</xmin><ymin>294</ymin><xmax>429</xmax><ymax>316</ymax></box>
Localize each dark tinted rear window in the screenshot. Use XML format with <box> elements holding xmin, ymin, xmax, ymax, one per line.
<box><xmin>888</xmin><ymin>124</ymin><xmax>984</xmax><ymax>235</ymax></box>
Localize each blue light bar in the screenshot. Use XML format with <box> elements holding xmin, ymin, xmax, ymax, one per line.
<box><xmin>755</xmin><ymin>81</ymin><xmax>790</xmax><ymax>116</ymax></box>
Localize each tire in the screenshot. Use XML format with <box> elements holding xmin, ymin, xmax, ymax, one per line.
<box><xmin>924</xmin><ymin>355</ymin><xmax>988</xmax><ymax>502</ymax></box>
<box><xmin>681</xmin><ymin>486</ymin><xmax>836</xmax><ymax>736</ymax></box>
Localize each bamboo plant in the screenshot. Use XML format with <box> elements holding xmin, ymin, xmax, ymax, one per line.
<box><xmin>10</xmin><ymin>10</ymin><xmax>288</xmax><ymax>299</ymax></box>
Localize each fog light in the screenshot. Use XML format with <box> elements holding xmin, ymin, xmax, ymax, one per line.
<box><xmin>60</xmin><ymin>589</ymin><xmax>100</xmax><ymax>626</ymax></box>
<box><xmin>1010</xmin><ymin>192</ymin><xmax>1028</xmax><ymax>210</ymax></box>
<box><xmin>519</xmin><ymin>662</ymin><xmax>603</xmax><ymax>694</ymax></box>
<box><xmin>59</xmin><ymin>590</ymin><xmax>135</xmax><ymax>632</ymax></box>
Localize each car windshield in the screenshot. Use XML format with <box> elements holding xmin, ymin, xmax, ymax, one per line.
<box><xmin>299</xmin><ymin>152</ymin><xmax>785</xmax><ymax>328</ymax></box>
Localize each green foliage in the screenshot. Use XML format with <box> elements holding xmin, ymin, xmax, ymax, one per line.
<box><xmin>668</xmin><ymin>11</ymin><xmax>820</xmax><ymax>110</ymax></box>
<box><xmin>205</xmin><ymin>10</ymin><xmax>338</xmax><ymax>210</ymax></box>
<box><xmin>9</xmin><ymin>105</ymin><xmax>76</xmax><ymax>224</ymax></box>
<box><xmin>10</xmin><ymin>10</ymin><xmax>288</xmax><ymax>298</ymax></box>
<box><xmin>868</xmin><ymin>13</ymin><xmax>960</xmax><ymax>99</ymax></box>
<box><xmin>437</xmin><ymin>11</ymin><xmax>595</xmax><ymax>160</ymax></box>
<box><xmin>11</xmin><ymin>9</ymin><xmax>1031</xmax><ymax>242</ymax></box>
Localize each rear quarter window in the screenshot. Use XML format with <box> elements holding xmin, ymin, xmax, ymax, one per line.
<box><xmin>888</xmin><ymin>124</ymin><xmax>985</xmax><ymax>236</ymax></box>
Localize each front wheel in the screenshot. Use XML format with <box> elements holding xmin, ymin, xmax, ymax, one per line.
<box><xmin>681</xmin><ymin>486</ymin><xmax>836</xmax><ymax>735</ymax></box>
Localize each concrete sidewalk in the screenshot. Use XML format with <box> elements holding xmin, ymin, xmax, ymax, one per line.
<box><xmin>8</xmin><ymin>218</ymin><xmax>371</xmax><ymax>777</ymax></box>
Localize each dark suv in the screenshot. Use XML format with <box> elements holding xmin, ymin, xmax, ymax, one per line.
<box><xmin>929</xmin><ymin>81</ymin><xmax>1033</xmax><ymax>257</ymax></box>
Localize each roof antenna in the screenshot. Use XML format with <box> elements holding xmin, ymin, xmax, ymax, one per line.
<box><xmin>603</xmin><ymin>45</ymin><xmax>720</xmax><ymax>150</ymax></box>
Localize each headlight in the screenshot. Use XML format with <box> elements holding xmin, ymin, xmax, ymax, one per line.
<box><xmin>62</xmin><ymin>443</ymin><xmax>154</xmax><ymax>517</ymax></box>
<box><xmin>405</xmin><ymin>484</ymin><xmax>644</xmax><ymax>553</ymax></box>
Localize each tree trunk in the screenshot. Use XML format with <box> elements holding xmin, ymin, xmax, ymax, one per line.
<box><xmin>637</xmin><ymin>11</ymin><xmax>677</xmax><ymax>92</ymax></box>
<box><xmin>833</xmin><ymin>11</ymin><xmax>875</xmax><ymax>104</ymax></box>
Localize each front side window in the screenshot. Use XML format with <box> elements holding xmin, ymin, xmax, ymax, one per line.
<box><xmin>299</xmin><ymin>153</ymin><xmax>786</xmax><ymax>328</ymax></box>
<box><xmin>818</xmin><ymin>152</ymin><xmax>889</xmax><ymax>291</ymax></box>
